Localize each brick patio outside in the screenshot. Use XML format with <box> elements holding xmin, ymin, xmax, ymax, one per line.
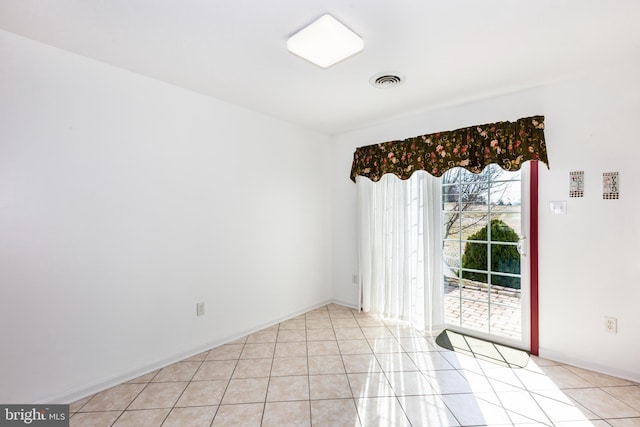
<box><xmin>444</xmin><ymin>277</ymin><xmax>521</xmax><ymax>339</ymax></box>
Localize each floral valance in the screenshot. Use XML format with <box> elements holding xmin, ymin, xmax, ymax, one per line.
<box><xmin>350</xmin><ymin>115</ymin><xmax>548</xmax><ymax>182</ymax></box>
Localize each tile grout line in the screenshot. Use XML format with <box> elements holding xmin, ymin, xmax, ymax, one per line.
<box><xmin>257</xmin><ymin>322</ymin><xmax>279</xmax><ymax>427</ymax></box>
<box><xmin>208</xmin><ymin>336</ymin><xmax>246</xmax><ymax>426</ymax></box>
<box><xmin>166</xmin><ymin>351</ymin><xmax>212</xmax><ymax>426</ymax></box>
<box><xmin>305</xmin><ymin>313</ymin><xmax>312</xmax><ymax>427</ymax></box>
<box><xmin>360</xmin><ymin>311</ymin><xmax>415</xmax><ymax>426</ymax></box>
<box><xmin>333</xmin><ymin>306</ymin><xmax>364</xmax><ymax>427</ymax></box>
<box><xmin>107</xmin><ymin>365</ymin><xmax>162</xmax><ymax>426</ymax></box>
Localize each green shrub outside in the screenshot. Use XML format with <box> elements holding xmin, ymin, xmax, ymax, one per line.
<box><xmin>461</xmin><ymin>219</ymin><xmax>521</xmax><ymax>289</ymax></box>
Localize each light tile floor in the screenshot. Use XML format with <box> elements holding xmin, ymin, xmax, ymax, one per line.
<box><xmin>70</xmin><ymin>303</ymin><xmax>640</xmax><ymax>426</ymax></box>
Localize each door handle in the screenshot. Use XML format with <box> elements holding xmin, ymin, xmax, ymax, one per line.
<box><xmin>517</xmin><ymin>236</ymin><xmax>526</xmax><ymax>256</ymax></box>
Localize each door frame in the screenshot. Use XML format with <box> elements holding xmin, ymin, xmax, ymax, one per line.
<box><xmin>530</xmin><ymin>161</ymin><xmax>539</xmax><ymax>355</ymax></box>
<box><xmin>440</xmin><ymin>162</ymin><xmax>538</xmax><ymax>353</ymax></box>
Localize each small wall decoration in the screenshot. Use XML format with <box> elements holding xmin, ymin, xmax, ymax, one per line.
<box><xmin>569</xmin><ymin>171</ymin><xmax>584</xmax><ymax>197</ymax></box>
<box><xmin>603</xmin><ymin>172</ymin><xmax>619</xmax><ymax>199</ymax></box>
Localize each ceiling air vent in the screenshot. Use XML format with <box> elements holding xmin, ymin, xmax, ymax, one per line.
<box><xmin>370</xmin><ymin>72</ymin><xmax>405</xmax><ymax>89</ymax></box>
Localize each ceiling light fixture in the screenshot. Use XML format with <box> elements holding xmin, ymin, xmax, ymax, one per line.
<box><xmin>287</xmin><ymin>14</ymin><xmax>364</xmax><ymax>68</ymax></box>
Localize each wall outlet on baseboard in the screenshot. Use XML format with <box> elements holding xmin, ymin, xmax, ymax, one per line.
<box><xmin>604</xmin><ymin>316</ymin><xmax>617</xmax><ymax>333</ymax></box>
<box><xmin>196</xmin><ymin>302</ymin><xmax>205</xmax><ymax>316</ymax></box>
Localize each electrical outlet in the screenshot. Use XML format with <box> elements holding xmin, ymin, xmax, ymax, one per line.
<box><xmin>604</xmin><ymin>316</ymin><xmax>617</xmax><ymax>333</ymax></box>
<box><xmin>196</xmin><ymin>302</ymin><xmax>205</xmax><ymax>316</ymax></box>
<box><xmin>352</xmin><ymin>273</ymin><xmax>359</xmax><ymax>284</ymax></box>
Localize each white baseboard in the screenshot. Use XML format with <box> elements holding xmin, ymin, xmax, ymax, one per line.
<box><xmin>330</xmin><ymin>298</ymin><xmax>359</xmax><ymax>310</ymax></box>
<box><xmin>46</xmin><ymin>299</ymin><xmax>334</xmax><ymax>404</ymax></box>
<box><xmin>539</xmin><ymin>348</ymin><xmax>640</xmax><ymax>383</ymax></box>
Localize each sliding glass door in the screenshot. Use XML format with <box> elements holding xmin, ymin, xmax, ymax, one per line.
<box><xmin>441</xmin><ymin>163</ymin><xmax>530</xmax><ymax>349</ymax></box>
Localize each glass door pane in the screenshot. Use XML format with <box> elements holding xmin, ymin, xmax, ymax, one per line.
<box><xmin>442</xmin><ymin>164</ymin><xmax>528</xmax><ymax>348</ymax></box>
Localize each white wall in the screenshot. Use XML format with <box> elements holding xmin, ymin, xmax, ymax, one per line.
<box><xmin>0</xmin><ymin>30</ymin><xmax>332</xmax><ymax>403</ymax></box>
<box><xmin>331</xmin><ymin>60</ymin><xmax>640</xmax><ymax>381</ymax></box>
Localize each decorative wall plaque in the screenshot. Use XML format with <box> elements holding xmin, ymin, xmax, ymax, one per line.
<box><xmin>603</xmin><ymin>172</ymin><xmax>619</xmax><ymax>199</ymax></box>
<box><xmin>569</xmin><ymin>171</ymin><xmax>584</xmax><ymax>198</ymax></box>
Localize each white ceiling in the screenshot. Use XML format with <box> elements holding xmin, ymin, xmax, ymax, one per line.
<box><xmin>1</xmin><ymin>0</ymin><xmax>639</xmax><ymax>135</ymax></box>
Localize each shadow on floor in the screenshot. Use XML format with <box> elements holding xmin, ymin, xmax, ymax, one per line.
<box><xmin>436</xmin><ymin>329</ymin><xmax>530</xmax><ymax>368</ymax></box>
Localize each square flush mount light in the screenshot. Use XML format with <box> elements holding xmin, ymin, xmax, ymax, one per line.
<box><xmin>287</xmin><ymin>14</ymin><xmax>364</xmax><ymax>68</ymax></box>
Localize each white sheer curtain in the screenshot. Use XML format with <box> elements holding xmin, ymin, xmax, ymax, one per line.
<box><xmin>357</xmin><ymin>171</ymin><xmax>443</xmax><ymax>332</ymax></box>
